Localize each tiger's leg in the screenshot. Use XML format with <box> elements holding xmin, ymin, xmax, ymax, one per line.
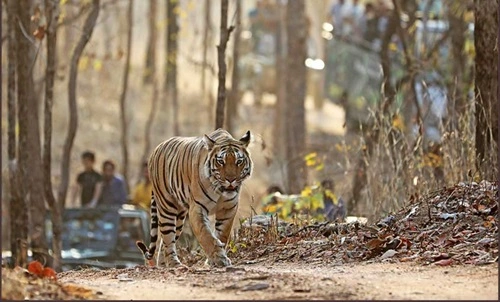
<box><xmin>188</xmin><ymin>204</ymin><xmax>231</xmax><ymax>267</ymax></box>
<box><xmin>157</xmin><ymin>198</ymin><xmax>183</xmax><ymax>268</ymax></box>
<box><xmin>215</xmin><ymin>200</ymin><xmax>238</xmax><ymax>247</ymax></box>
<box><xmin>174</xmin><ymin>210</ymin><xmax>187</xmax><ymax>243</ymax></box>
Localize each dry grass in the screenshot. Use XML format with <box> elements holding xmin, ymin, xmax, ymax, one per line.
<box><xmin>330</xmin><ymin>99</ymin><xmax>498</xmax><ymax>223</ymax></box>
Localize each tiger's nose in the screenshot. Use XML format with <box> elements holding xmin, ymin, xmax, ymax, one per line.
<box><xmin>226</xmin><ymin>177</ymin><xmax>237</xmax><ymax>183</ymax></box>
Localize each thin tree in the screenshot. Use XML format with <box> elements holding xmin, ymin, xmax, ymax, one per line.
<box><xmin>7</xmin><ymin>0</ymin><xmax>27</xmax><ymax>268</ymax></box>
<box><xmin>215</xmin><ymin>0</ymin><xmax>234</xmax><ymax>129</ymax></box>
<box><xmin>119</xmin><ymin>0</ymin><xmax>133</xmax><ymax>191</ymax></box>
<box><xmin>446</xmin><ymin>0</ymin><xmax>469</xmax><ymax>124</ymax></box>
<box><xmin>166</xmin><ymin>0</ymin><xmax>180</xmax><ymax>135</ymax></box>
<box><xmin>58</xmin><ymin>0</ymin><xmax>100</xmax><ymax>209</ymax></box>
<box><xmin>42</xmin><ymin>0</ymin><xmax>63</xmax><ymax>271</ymax></box>
<box><xmin>16</xmin><ymin>0</ymin><xmax>49</xmax><ymax>265</ymax></box>
<box><xmin>227</xmin><ymin>0</ymin><xmax>241</xmax><ymax>134</ymax></box>
<box><xmin>202</xmin><ymin>0</ymin><xmax>212</xmax><ymax>120</ymax></box>
<box><xmin>284</xmin><ymin>0</ymin><xmax>307</xmax><ymax>192</ymax></box>
<box><xmin>349</xmin><ymin>6</ymin><xmax>399</xmax><ymax>214</ymax></box>
<box><xmin>474</xmin><ymin>0</ymin><xmax>498</xmax><ymax>179</ymax></box>
<box><xmin>142</xmin><ymin>2</ymin><xmax>160</xmax><ymax>165</ymax></box>
<box><xmin>273</xmin><ymin>0</ymin><xmax>287</xmax><ymax>160</ymax></box>
<box><xmin>142</xmin><ymin>79</ymin><xmax>159</xmax><ymax>165</ymax></box>
<box><xmin>143</xmin><ymin>0</ymin><xmax>157</xmax><ymax>84</ymax></box>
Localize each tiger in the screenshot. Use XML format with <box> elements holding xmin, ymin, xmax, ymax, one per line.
<box><xmin>136</xmin><ymin>128</ymin><xmax>253</xmax><ymax>268</ymax></box>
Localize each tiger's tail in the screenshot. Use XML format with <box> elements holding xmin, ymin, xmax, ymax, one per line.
<box><xmin>136</xmin><ymin>194</ymin><xmax>158</xmax><ymax>261</ymax></box>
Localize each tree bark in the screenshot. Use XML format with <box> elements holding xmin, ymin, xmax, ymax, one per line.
<box><xmin>119</xmin><ymin>0</ymin><xmax>133</xmax><ymax>192</ymax></box>
<box><xmin>202</xmin><ymin>0</ymin><xmax>212</xmax><ymax>122</ymax></box>
<box><xmin>58</xmin><ymin>0</ymin><xmax>100</xmax><ymax>209</ymax></box>
<box><xmin>142</xmin><ymin>0</ymin><xmax>159</xmax><ymax>164</ymax></box>
<box><xmin>7</xmin><ymin>0</ymin><xmax>27</xmax><ymax>268</ymax></box>
<box><xmin>474</xmin><ymin>0</ymin><xmax>498</xmax><ymax>179</ymax></box>
<box><xmin>43</xmin><ymin>0</ymin><xmax>63</xmax><ymax>271</ymax></box>
<box><xmin>227</xmin><ymin>0</ymin><xmax>241</xmax><ymax>134</ymax></box>
<box><xmin>16</xmin><ymin>0</ymin><xmax>49</xmax><ymax>265</ymax></box>
<box><xmin>215</xmin><ymin>0</ymin><xmax>234</xmax><ymax>129</ymax></box>
<box><xmin>143</xmin><ymin>0</ymin><xmax>157</xmax><ymax>85</ymax></box>
<box><xmin>446</xmin><ymin>0</ymin><xmax>468</xmax><ymax>127</ymax></box>
<box><xmin>349</xmin><ymin>8</ymin><xmax>399</xmax><ymax>214</ymax></box>
<box><xmin>273</xmin><ymin>0</ymin><xmax>287</xmax><ymax>161</ymax></box>
<box><xmin>142</xmin><ymin>78</ymin><xmax>159</xmax><ymax>164</ymax></box>
<box><xmin>285</xmin><ymin>0</ymin><xmax>307</xmax><ymax>193</ymax></box>
<box><xmin>166</xmin><ymin>0</ymin><xmax>180</xmax><ymax>135</ymax></box>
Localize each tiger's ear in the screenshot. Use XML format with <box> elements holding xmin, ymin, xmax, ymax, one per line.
<box><xmin>203</xmin><ymin>134</ymin><xmax>216</xmax><ymax>150</ymax></box>
<box><xmin>239</xmin><ymin>130</ymin><xmax>251</xmax><ymax>147</ymax></box>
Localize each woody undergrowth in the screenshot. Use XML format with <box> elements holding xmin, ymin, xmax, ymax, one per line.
<box><xmin>227</xmin><ymin>99</ymin><xmax>498</xmax><ymax>260</ymax></box>
<box><xmin>358</xmin><ymin>99</ymin><xmax>497</xmax><ymax>223</ymax></box>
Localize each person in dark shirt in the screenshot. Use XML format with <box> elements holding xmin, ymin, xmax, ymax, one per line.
<box><xmin>98</xmin><ymin>160</ymin><xmax>128</xmax><ymax>207</ymax></box>
<box><xmin>71</xmin><ymin>151</ymin><xmax>103</xmax><ymax>208</ymax></box>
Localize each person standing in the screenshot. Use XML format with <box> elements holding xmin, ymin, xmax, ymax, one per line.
<box><xmin>97</xmin><ymin>160</ymin><xmax>128</xmax><ymax>207</ymax></box>
<box><xmin>130</xmin><ymin>162</ymin><xmax>152</xmax><ymax>211</ymax></box>
<box><xmin>71</xmin><ymin>151</ymin><xmax>103</xmax><ymax>208</ymax></box>
<box><xmin>330</xmin><ymin>0</ymin><xmax>346</xmax><ymax>36</ymax></box>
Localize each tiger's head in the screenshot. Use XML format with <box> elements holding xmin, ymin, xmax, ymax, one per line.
<box><xmin>203</xmin><ymin>130</ymin><xmax>253</xmax><ymax>196</ymax></box>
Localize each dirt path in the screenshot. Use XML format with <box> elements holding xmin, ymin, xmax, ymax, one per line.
<box><xmin>59</xmin><ymin>262</ymin><xmax>498</xmax><ymax>300</ymax></box>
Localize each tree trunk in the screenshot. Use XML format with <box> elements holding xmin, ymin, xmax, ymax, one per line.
<box><xmin>143</xmin><ymin>0</ymin><xmax>157</xmax><ymax>85</ymax></box>
<box><xmin>349</xmin><ymin>8</ymin><xmax>399</xmax><ymax>214</ymax></box>
<box><xmin>142</xmin><ymin>79</ymin><xmax>159</xmax><ymax>164</ymax></box>
<box><xmin>227</xmin><ymin>0</ymin><xmax>241</xmax><ymax>134</ymax></box>
<box><xmin>285</xmin><ymin>0</ymin><xmax>307</xmax><ymax>193</ymax></box>
<box><xmin>166</xmin><ymin>0</ymin><xmax>180</xmax><ymax>135</ymax></box>
<box><xmin>142</xmin><ymin>0</ymin><xmax>160</xmax><ymax>164</ymax></box>
<box><xmin>119</xmin><ymin>0</ymin><xmax>133</xmax><ymax>192</ymax></box>
<box><xmin>474</xmin><ymin>0</ymin><xmax>498</xmax><ymax>179</ymax></box>
<box><xmin>202</xmin><ymin>0</ymin><xmax>212</xmax><ymax>123</ymax></box>
<box><xmin>446</xmin><ymin>0</ymin><xmax>468</xmax><ymax>128</ymax></box>
<box><xmin>273</xmin><ymin>0</ymin><xmax>287</xmax><ymax>162</ymax></box>
<box><xmin>43</xmin><ymin>0</ymin><xmax>63</xmax><ymax>271</ymax></box>
<box><xmin>395</xmin><ymin>0</ymin><xmax>419</xmax><ymax>135</ymax></box>
<box><xmin>7</xmin><ymin>0</ymin><xmax>27</xmax><ymax>268</ymax></box>
<box><xmin>15</xmin><ymin>0</ymin><xmax>49</xmax><ymax>265</ymax></box>
<box><xmin>58</xmin><ymin>0</ymin><xmax>100</xmax><ymax>209</ymax></box>
<box><xmin>390</xmin><ymin>0</ymin><xmax>415</xmax><ymax>168</ymax></box>
<box><xmin>215</xmin><ymin>0</ymin><xmax>234</xmax><ymax>129</ymax></box>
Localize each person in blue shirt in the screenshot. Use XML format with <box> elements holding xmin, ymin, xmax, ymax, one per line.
<box><xmin>95</xmin><ymin>160</ymin><xmax>127</xmax><ymax>207</ymax></box>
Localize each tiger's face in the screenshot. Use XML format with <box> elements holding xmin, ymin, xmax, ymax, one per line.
<box><xmin>204</xmin><ymin>131</ymin><xmax>253</xmax><ymax>195</ymax></box>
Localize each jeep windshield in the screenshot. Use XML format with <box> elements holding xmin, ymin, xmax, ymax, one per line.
<box><xmin>46</xmin><ymin>208</ymin><xmax>120</xmax><ymax>252</ymax></box>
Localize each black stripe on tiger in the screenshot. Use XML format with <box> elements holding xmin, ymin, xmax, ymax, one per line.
<box><xmin>160</xmin><ymin>229</ymin><xmax>175</xmax><ymax>235</ymax></box>
<box><xmin>194</xmin><ymin>200</ymin><xmax>209</xmax><ymax>214</ymax></box>
<box><xmin>198</xmin><ymin>179</ymin><xmax>216</xmax><ymax>203</ymax></box>
<box><xmin>225</xmin><ymin>203</ymin><xmax>238</xmax><ymax>211</ymax></box>
<box><xmin>159</xmin><ymin>222</ymin><xmax>176</xmax><ymax>228</ymax></box>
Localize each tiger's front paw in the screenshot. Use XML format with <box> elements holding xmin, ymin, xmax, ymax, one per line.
<box><xmin>206</xmin><ymin>250</ymin><xmax>232</xmax><ymax>267</ymax></box>
<box><xmin>165</xmin><ymin>256</ymin><xmax>184</xmax><ymax>268</ymax></box>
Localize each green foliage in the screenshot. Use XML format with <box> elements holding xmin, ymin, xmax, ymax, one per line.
<box><xmin>304</xmin><ymin>152</ymin><xmax>324</xmax><ymax>171</ymax></box>
<box><xmin>227</xmin><ymin>239</ymin><xmax>247</xmax><ymax>254</ymax></box>
<box><xmin>262</xmin><ymin>182</ymin><xmax>340</xmax><ymax>222</ymax></box>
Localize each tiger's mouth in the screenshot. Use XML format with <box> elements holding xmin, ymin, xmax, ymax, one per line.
<box><xmin>222</xmin><ymin>185</ymin><xmax>239</xmax><ymax>192</ymax></box>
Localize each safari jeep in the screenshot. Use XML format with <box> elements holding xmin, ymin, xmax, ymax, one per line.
<box><xmin>2</xmin><ymin>205</ymin><xmax>149</xmax><ymax>271</ymax></box>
